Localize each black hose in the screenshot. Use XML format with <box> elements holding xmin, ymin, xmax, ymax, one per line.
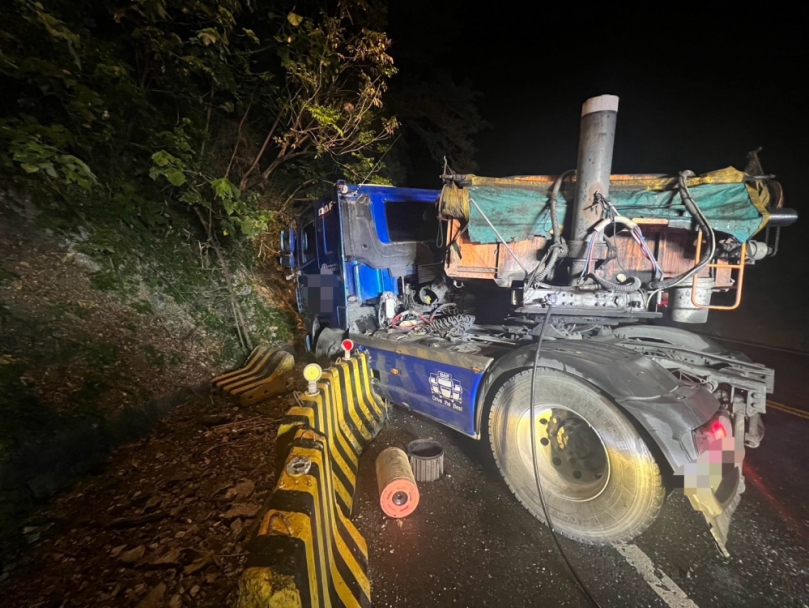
<box><xmin>549</xmin><ymin>170</ymin><xmax>574</xmax><ymax>249</ymax></box>
<box><xmin>589</xmin><ymin>273</ymin><xmax>642</xmax><ymax>293</ymax></box>
<box><xmin>527</xmin><ymin>170</ymin><xmax>574</xmax><ymax>286</ymax></box>
<box><xmin>649</xmin><ymin>171</ymin><xmax>716</xmax><ymax>289</ymax></box>
<box><xmin>531</xmin><ymin>246</ymin><xmax>561</xmax><ymax>284</ymax></box>
<box><xmin>529</xmin><ymin>306</ymin><xmax>601</xmax><ymax>608</ymax></box>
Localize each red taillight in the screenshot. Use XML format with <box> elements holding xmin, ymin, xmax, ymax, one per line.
<box><xmin>694</xmin><ymin>412</ymin><xmax>731</xmax><ymax>453</ymax></box>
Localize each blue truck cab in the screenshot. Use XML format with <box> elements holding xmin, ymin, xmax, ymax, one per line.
<box><xmin>281</xmin><ymin>180</ymin><xmax>442</xmax><ymax>354</ymax></box>
<box><xmin>282</xmin><ymin>181</ymin><xmax>500</xmax><ymax>441</ymax></box>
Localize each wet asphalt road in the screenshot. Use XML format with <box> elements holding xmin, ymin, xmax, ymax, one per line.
<box><xmin>353</xmin><ymin>343</ymin><xmax>809</xmax><ymax>607</ymax></box>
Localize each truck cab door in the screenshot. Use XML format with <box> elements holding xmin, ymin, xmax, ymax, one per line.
<box><xmin>296</xmin><ymin>201</ymin><xmax>348</xmax><ymax>353</ymax></box>
<box><xmin>296</xmin><ymin>214</ymin><xmax>319</xmax><ymax>315</ymax></box>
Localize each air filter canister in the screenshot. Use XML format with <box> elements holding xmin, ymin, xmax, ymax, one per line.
<box><xmin>407</xmin><ymin>439</ymin><xmax>444</xmax><ymax>482</ymax></box>
<box><xmin>376</xmin><ymin>447</ymin><xmax>419</xmax><ymax>518</ymax></box>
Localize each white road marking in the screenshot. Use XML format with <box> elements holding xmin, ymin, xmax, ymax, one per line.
<box><xmin>613</xmin><ymin>543</ymin><xmax>700</xmax><ymax>608</ymax></box>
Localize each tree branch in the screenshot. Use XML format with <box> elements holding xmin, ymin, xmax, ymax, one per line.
<box><xmin>259</xmin><ymin>145</ymin><xmax>312</xmax><ymax>183</ymax></box>
<box><xmin>225</xmin><ymin>101</ymin><xmax>252</xmax><ymax>180</ymax></box>
<box><xmin>193</xmin><ymin>206</ymin><xmax>253</xmax><ymax>352</ymax></box>
<box><xmin>239</xmin><ymin>113</ymin><xmax>282</xmax><ymax>190</ymax></box>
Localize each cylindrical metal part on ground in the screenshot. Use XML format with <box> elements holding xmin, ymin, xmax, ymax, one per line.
<box><xmin>376</xmin><ymin>447</ymin><xmax>419</xmax><ymax>518</ymax></box>
<box><xmin>669</xmin><ymin>277</ymin><xmax>714</xmax><ymax>323</ymax></box>
<box><xmin>570</xmin><ymin>94</ymin><xmax>619</xmax><ymax>277</ymax></box>
<box><xmin>407</xmin><ymin>439</ymin><xmax>444</xmax><ymax>482</ymax></box>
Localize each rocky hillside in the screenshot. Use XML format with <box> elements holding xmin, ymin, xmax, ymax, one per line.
<box><xmin>0</xmin><ymin>192</ymin><xmax>299</xmax><ymax>557</ymax></box>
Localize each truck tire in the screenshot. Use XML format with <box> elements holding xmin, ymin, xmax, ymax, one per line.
<box><xmin>314</xmin><ymin>326</ymin><xmax>344</xmax><ymax>359</ymax></box>
<box><xmin>487</xmin><ymin>368</ymin><xmax>665</xmax><ymax>545</ymax></box>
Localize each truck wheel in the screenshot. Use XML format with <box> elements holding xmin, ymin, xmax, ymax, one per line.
<box><xmin>487</xmin><ymin>368</ymin><xmax>665</xmax><ymax>544</ymax></box>
<box><xmin>314</xmin><ymin>326</ymin><xmax>344</xmax><ymax>359</ymax></box>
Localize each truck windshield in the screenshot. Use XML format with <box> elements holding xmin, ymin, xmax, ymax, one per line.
<box><xmin>385</xmin><ymin>200</ymin><xmax>439</xmax><ymax>243</ymax></box>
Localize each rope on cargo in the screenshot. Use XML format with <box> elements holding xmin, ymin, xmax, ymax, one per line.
<box><xmin>468</xmin><ymin>196</ymin><xmax>530</xmax><ymax>277</ymax></box>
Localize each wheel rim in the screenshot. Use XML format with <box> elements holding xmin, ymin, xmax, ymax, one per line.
<box><xmin>515</xmin><ymin>405</ymin><xmax>611</xmax><ymax>502</ymax></box>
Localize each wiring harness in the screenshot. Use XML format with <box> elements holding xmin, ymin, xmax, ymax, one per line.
<box><xmin>386</xmin><ymin>303</ymin><xmax>476</xmax><ymax>339</ymax></box>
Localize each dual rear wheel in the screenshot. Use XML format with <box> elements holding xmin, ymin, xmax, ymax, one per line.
<box><xmin>487</xmin><ymin>369</ymin><xmax>665</xmax><ymax>544</ymax></box>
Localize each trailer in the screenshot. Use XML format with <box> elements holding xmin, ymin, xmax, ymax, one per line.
<box><xmin>279</xmin><ymin>95</ymin><xmax>797</xmax><ymax>555</ymax></box>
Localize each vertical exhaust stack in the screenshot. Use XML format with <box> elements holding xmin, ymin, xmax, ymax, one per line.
<box><xmin>569</xmin><ymin>94</ymin><xmax>619</xmax><ymax>279</ymax></box>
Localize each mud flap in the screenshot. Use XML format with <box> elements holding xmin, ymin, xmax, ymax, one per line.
<box><xmin>705</xmin><ymin>492</ymin><xmax>741</xmax><ymax>558</ymax></box>
<box><xmin>681</xmin><ymin>437</ymin><xmax>745</xmax><ymax>558</ymax></box>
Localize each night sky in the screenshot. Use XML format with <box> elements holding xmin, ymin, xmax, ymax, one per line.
<box><xmin>388</xmin><ymin>1</ymin><xmax>807</xmax><ymax>332</ymax></box>
<box><xmin>390</xmin><ymin>2</ymin><xmax>807</xmax><ymax>184</ymax></box>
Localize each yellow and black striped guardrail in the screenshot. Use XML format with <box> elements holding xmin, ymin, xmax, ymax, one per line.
<box><xmin>237</xmin><ymin>352</ymin><xmax>386</xmax><ymax>608</ymax></box>
<box><xmin>212</xmin><ymin>347</ymin><xmax>296</xmax><ymax>405</ymax></box>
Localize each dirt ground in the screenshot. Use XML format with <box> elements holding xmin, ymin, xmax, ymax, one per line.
<box><xmin>0</xmin><ymin>204</ymin><xmax>220</xmax><ymax>420</ymax></box>
<box><xmin>0</xmin><ymin>388</ymin><xmax>292</xmax><ymax>608</ymax></box>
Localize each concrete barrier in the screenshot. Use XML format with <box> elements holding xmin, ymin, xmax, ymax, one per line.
<box><xmin>212</xmin><ymin>347</ymin><xmax>296</xmax><ymax>405</ymax></box>
<box><xmin>237</xmin><ymin>353</ymin><xmax>386</xmax><ymax>608</ymax></box>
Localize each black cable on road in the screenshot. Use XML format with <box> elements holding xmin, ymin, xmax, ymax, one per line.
<box><xmin>529</xmin><ymin>305</ymin><xmax>602</xmax><ymax>608</ymax></box>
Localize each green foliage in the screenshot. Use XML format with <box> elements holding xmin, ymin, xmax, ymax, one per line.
<box><xmin>1</xmin><ymin>0</ymin><xmax>478</xmax><ymax>236</ymax></box>
<box><xmin>3</xmin><ymin>122</ymin><xmax>97</xmax><ymax>189</ymax></box>
<box><xmin>150</xmin><ymin>151</ymin><xmax>186</xmax><ymax>187</ymax></box>
<box><xmin>2</xmin><ymin>0</ymin><xmax>397</xmax><ymax>237</ymax></box>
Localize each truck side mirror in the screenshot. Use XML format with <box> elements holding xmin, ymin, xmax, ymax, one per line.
<box><xmin>280</xmin><ymin>230</ymin><xmax>288</xmax><ymax>253</ymax></box>
<box><xmin>279</xmin><ymin>254</ymin><xmax>294</xmax><ymax>268</ymax></box>
<box><xmin>288</xmin><ymin>224</ymin><xmax>296</xmax><ymax>253</ymax></box>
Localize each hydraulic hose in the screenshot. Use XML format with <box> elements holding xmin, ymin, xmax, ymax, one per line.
<box><xmin>649</xmin><ymin>171</ymin><xmax>717</xmax><ymax>290</ymax></box>
<box><xmin>528</xmin><ymin>170</ymin><xmax>574</xmax><ymax>285</ymax></box>
<box><xmin>589</xmin><ymin>273</ymin><xmax>642</xmax><ymax>292</ymax></box>
<box><xmin>576</xmin><ymin>216</ymin><xmax>644</xmax><ymax>290</ymax></box>
<box><xmin>531</xmin><ymin>246</ymin><xmax>561</xmax><ymax>284</ymax></box>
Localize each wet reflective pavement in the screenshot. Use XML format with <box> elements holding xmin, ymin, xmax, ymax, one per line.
<box><xmin>354</xmin><ymin>375</ymin><xmax>809</xmax><ymax>607</ymax></box>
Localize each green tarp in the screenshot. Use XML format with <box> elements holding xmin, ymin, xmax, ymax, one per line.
<box><xmin>442</xmin><ymin>169</ymin><xmax>769</xmax><ymax>244</ymax></box>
